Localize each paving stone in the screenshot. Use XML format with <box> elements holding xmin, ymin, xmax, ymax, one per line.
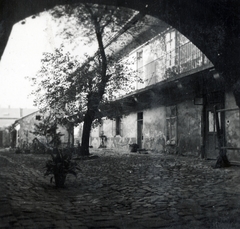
<box><xmin>1</xmin><ymin>150</ymin><xmax>240</xmax><ymax>228</ymax></box>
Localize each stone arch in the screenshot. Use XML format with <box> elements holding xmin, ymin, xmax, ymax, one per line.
<box><xmin>1</xmin><ymin>0</ymin><xmax>240</xmax><ymax>90</ymax></box>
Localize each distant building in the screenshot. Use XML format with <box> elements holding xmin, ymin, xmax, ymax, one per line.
<box><xmin>10</xmin><ymin>110</ymin><xmax>73</xmax><ymax>151</ymax></box>
<box><xmin>0</xmin><ymin>107</ymin><xmax>37</xmax><ymax>128</ymax></box>
<box><xmin>0</xmin><ymin>107</ymin><xmax>37</xmax><ymax>147</ymax></box>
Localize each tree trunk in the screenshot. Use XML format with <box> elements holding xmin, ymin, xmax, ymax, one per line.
<box><xmin>80</xmin><ymin>109</ymin><xmax>95</xmax><ymax>156</ymax></box>
<box><xmin>79</xmin><ymin>7</ymin><xmax>109</xmax><ymax>156</ymax></box>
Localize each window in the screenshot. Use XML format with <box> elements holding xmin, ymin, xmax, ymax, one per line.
<box><xmin>116</xmin><ymin>117</ymin><xmax>122</xmax><ymax>136</ymax></box>
<box><xmin>35</xmin><ymin>115</ymin><xmax>42</xmax><ymax>121</ymax></box>
<box><xmin>166</xmin><ymin>106</ymin><xmax>177</xmax><ymax>145</ymax></box>
<box><xmin>208</xmin><ymin>110</ymin><xmax>221</xmax><ymax>132</ymax></box>
<box><xmin>165</xmin><ymin>31</ymin><xmax>176</xmax><ymax>68</ymax></box>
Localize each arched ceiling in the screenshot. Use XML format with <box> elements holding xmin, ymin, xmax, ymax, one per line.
<box><xmin>0</xmin><ymin>0</ymin><xmax>240</xmax><ymax>87</ymax></box>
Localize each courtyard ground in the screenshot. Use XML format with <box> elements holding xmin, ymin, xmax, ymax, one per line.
<box><xmin>0</xmin><ymin>148</ymin><xmax>240</xmax><ymax>229</ymax></box>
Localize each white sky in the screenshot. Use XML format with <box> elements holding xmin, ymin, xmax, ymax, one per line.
<box><xmin>0</xmin><ymin>12</ymin><xmax>54</xmax><ymax>108</ymax></box>
<box><xmin>0</xmin><ymin>11</ymin><xmax>95</xmax><ymax>109</ymax></box>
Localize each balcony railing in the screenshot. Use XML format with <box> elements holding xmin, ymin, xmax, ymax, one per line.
<box><xmin>136</xmin><ymin>41</ymin><xmax>212</xmax><ymax>89</ymax></box>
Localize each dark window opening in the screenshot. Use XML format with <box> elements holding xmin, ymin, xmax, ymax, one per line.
<box><xmin>36</xmin><ymin>115</ymin><xmax>42</xmax><ymax>121</ymax></box>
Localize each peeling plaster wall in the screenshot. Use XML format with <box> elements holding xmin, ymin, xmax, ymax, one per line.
<box><xmin>89</xmin><ymin>119</ymin><xmax>114</xmax><ymax>149</ymax></box>
<box><xmin>225</xmin><ymin>92</ymin><xmax>240</xmax><ymax>162</ymax></box>
<box><xmin>81</xmin><ymin>99</ymin><xmax>203</xmax><ymax>156</ymax></box>
<box><xmin>89</xmin><ymin>124</ymin><xmax>100</xmax><ymax>149</ymax></box>
<box><xmin>88</xmin><ymin>113</ymin><xmax>138</xmax><ymax>150</ymax></box>
<box><xmin>87</xmin><ymin>100</ymin><xmax>203</xmax><ymax>155</ymax></box>
<box><xmin>88</xmin><ymin>108</ymin><xmax>167</xmax><ymax>152</ymax></box>
<box><xmin>177</xmin><ymin>99</ymin><xmax>202</xmax><ymax>156</ymax></box>
<box><xmin>74</xmin><ymin>123</ymin><xmax>83</xmax><ymax>145</ymax></box>
<box><xmin>114</xmin><ymin>113</ymin><xmax>137</xmax><ymax>150</ymax></box>
<box><xmin>102</xmin><ymin>119</ymin><xmax>114</xmax><ymax>138</ymax></box>
<box><xmin>122</xmin><ymin>114</ymin><xmax>137</xmax><ymax>139</ymax></box>
<box><xmin>100</xmin><ymin>119</ymin><xmax>114</xmax><ymax>149</ymax></box>
<box><xmin>142</xmin><ymin>107</ymin><xmax>166</xmax><ymax>152</ymax></box>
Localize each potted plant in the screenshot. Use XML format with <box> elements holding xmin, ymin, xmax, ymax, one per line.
<box><xmin>44</xmin><ymin>148</ymin><xmax>80</xmax><ymax>188</ymax></box>
<box><xmin>129</xmin><ymin>143</ymin><xmax>139</xmax><ymax>152</ymax></box>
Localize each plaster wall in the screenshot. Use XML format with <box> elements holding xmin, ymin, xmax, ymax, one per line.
<box><xmin>225</xmin><ymin>92</ymin><xmax>240</xmax><ymax>162</ymax></box>
<box><xmin>89</xmin><ymin>124</ymin><xmax>100</xmax><ymax>149</ymax></box>
<box><xmin>121</xmin><ymin>114</ymin><xmax>137</xmax><ymax>139</ymax></box>
<box><xmin>88</xmin><ymin>108</ymin><xmax>167</xmax><ymax>152</ymax></box>
<box><xmin>102</xmin><ymin>119</ymin><xmax>114</xmax><ymax>138</ymax></box>
<box><xmin>88</xmin><ymin>119</ymin><xmax>114</xmax><ymax>148</ymax></box>
<box><xmin>109</xmin><ymin>114</ymin><xmax>137</xmax><ymax>150</ymax></box>
<box><xmin>88</xmin><ymin>113</ymin><xmax>138</xmax><ymax>150</ymax></box>
<box><xmin>177</xmin><ymin>99</ymin><xmax>202</xmax><ymax>156</ymax></box>
<box><xmin>142</xmin><ymin>107</ymin><xmax>166</xmax><ymax>152</ymax></box>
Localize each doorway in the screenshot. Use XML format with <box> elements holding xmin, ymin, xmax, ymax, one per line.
<box><xmin>137</xmin><ymin>112</ymin><xmax>143</xmax><ymax>149</ymax></box>
<box><xmin>204</xmin><ymin>92</ymin><xmax>224</xmax><ymax>159</ymax></box>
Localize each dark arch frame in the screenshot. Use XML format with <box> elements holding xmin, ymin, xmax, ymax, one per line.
<box><xmin>0</xmin><ymin>0</ymin><xmax>240</xmax><ymax>88</ymax></box>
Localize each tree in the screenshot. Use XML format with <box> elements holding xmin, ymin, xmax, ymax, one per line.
<box><xmin>32</xmin><ymin>114</ymin><xmax>63</xmax><ymax>148</ymax></box>
<box><xmin>30</xmin><ymin>3</ymin><xmax>143</xmax><ymax>155</ymax></box>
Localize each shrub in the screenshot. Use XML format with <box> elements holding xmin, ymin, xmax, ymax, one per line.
<box><xmin>44</xmin><ymin>148</ymin><xmax>80</xmax><ymax>188</ymax></box>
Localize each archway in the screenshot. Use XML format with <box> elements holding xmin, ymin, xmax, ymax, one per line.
<box><xmin>1</xmin><ymin>0</ymin><xmax>239</xmax><ymax>81</ymax></box>
<box><xmin>1</xmin><ymin>0</ymin><xmax>239</xmax><ymax>166</ymax></box>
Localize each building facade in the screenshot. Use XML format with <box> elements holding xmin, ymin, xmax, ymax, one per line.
<box><xmin>75</xmin><ymin>28</ymin><xmax>240</xmax><ymax>163</ymax></box>
<box><xmin>0</xmin><ymin>107</ymin><xmax>37</xmax><ymax>147</ymax></box>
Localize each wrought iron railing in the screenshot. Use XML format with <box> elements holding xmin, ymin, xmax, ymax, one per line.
<box><xmin>136</xmin><ymin>41</ymin><xmax>212</xmax><ymax>89</ymax></box>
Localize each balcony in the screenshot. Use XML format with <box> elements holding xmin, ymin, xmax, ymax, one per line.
<box><xmin>136</xmin><ymin>41</ymin><xmax>213</xmax><ymax>89</ymax></box>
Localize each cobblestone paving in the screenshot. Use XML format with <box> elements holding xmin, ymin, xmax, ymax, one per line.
<box><xmin>0</xmin><ymin>149</ymin><xmax>240</xmax><ymax>229</ymax></box>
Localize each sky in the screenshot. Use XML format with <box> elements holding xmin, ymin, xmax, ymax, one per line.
<box><xmin>0</xmin><ymin>8</ymin><xmax>141</xmax><ymax>109</ymax></box>
<box><xmin>0</xmin><ymin>11</ymin><xmax>95</xmax><ymax>109</ymax></box>
<box><xmin>0</xmin><ymin>12</ymin><xmax>55</xmax><ymax>108</ymax></box>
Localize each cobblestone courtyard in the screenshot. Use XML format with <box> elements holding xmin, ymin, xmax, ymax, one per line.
<box><xmin>0</xmin><ymin>149</ymin><xmax>240</xmax><ymax>229</ymax></box>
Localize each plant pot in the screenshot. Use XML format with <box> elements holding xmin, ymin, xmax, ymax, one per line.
<box><xmin>54</xmin><ymin>173</ymin><xmax>66</xmax><ymax>188</ymax></box>
<box><xmin>129</xmin><ymin>143</ymin><xmax>139</xmax><ymax>152</ymax></box>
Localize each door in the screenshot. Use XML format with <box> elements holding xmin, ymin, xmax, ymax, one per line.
<box><xmin>137</xmin><ymin>112</ymin><xmax>143</xmax><ymax>149</ymax></box>
<box><xmin>204</xmin><ymin>92</ymin><xmax>224</xmax><ymax>159</ymax></box>
<box><xmin>205</xmin><ymin>107</ymin><xmax>218</xmax><ymax>159</ymax></box>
